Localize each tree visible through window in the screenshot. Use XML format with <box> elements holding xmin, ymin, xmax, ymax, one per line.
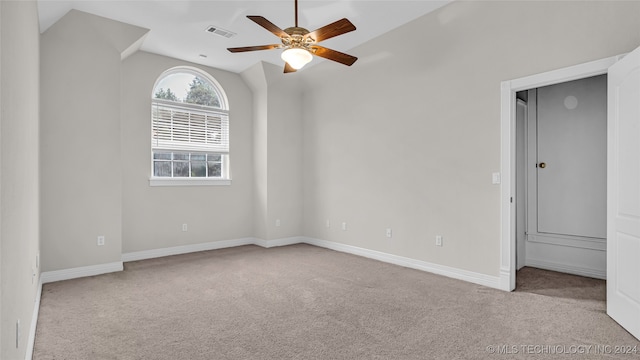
<box><xmin>154</xmin><ymin>88</ymin><xmax>178</xmax><ymax>101</ymax></box>
<box><xmin>185</xmin><ymin>78</ymin><xmax>220</xmax><ymax>107</ymax></box>
<box><xmin>151</xmin><ymin>68</ymin><xmax>229</xmax><ymax>182</ymax></box>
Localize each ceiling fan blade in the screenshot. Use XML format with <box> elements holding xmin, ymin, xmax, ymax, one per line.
<box><xmin>311</xmin><ymin>46</ymin><xmax>358</xmax><ymax>66</ymax></box>
<box><xmin>227</xmin><ymin>44</ymin><xmax>281</xmax><ymax>53</ymax></box>
<box><xmin>305</xmin><ymin>18</ymin><xmax>356</xmax><ymax>43</ymax></box>
<box><xmin>247</xmin><ymin>15</ymin><xmax>289</xmax><ymax>39</ymax></box>
<box><xmin>284</xmin><ymin>62</ymin><xmax>297</xmax><ymax>73</ymax></box>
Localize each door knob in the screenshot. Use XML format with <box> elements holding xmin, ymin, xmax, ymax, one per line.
<box><xmin>538</xmin><ymin>162</ymin><xmax>546</xmax><ymax>169</ymax></box>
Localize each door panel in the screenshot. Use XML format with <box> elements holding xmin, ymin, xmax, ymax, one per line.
<box><xmin>617</xmin><ymin>72</ymin><xmax>640</xmax><ymax>217</ymax></box>
<box><xmin>617</xmin><ymin>234</ymin><xmax>640</xmax><ymax>301</ymax></box>
<box><xmin>608</xmin><ymin>46</ymin><xmax>640</xmax><ymax>340</ymax></box>
<box><xmin>537</xmin><ymin>75</ymin><xmax>607</xmax><ymax>239</ymax></box>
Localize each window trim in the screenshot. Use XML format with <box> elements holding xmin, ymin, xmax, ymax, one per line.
<box><xmin>149</xmin><ymin>177</ymin><xmax>231</xmax><ymax>187</ymax></box>
<box><xmin>150</xmin><ymin>66</ymin><xmax>231</xmax><ymax>187</ymax></box>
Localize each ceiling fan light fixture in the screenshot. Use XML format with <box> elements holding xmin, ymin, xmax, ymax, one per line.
<box><xmin>281</xmin><ymin>47</ymin><xmax>312</xmax><ymax>70</ymax></box>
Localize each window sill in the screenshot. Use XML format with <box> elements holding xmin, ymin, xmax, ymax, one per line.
<box><xmin>149</xmin><ymin>177</ymin><xmax>231</xmax><ymax>187</ymax></box>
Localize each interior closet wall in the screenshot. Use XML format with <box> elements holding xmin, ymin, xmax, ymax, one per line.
<box><xmin>524</xmin><ymin>75</ymin><xmax>608</xmax><ymax>279</ymax></box>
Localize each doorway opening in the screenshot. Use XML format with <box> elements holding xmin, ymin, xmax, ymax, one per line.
<box><xmin>499</xmin><ymin>55</ymin><xmax>623</xmax><ymax>292</ymax></box>
<box><xmin>502</xmin><ymin>47</ymin><xmax>640</xmax><ymax>341</ymax></box>
<box><xmin>514</xmin><ymin>75</ymin><xmax>607</xmax><ymax>282</ymax></box>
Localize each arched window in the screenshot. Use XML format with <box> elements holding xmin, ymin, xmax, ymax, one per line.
<box><xmin>150</xmin><ymin>67</ymin><xmax>230</xmax><ymax>185</ymax></box>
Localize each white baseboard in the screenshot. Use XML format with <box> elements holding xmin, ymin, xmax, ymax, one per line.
<box><xmin>41</xmin><ymin>237</ymin><xmax>299</xmax><ymax>284</ymax></box>
<box><xmin>500</xmin><ymin>267</ymin><xmax>514</xmax><ymax>291</ymax></box>
<box><xmin>25</xmin><ymin>279</ymin><xmax>42</xmax><ymax>360</ymax></box>
<box><xmin>525</xmin><ymin>258</ymin><xmax>606</xmax><ymax>280</ymax></box>
<box><xmin>302</xmin><ymin>237</ymin><xmax>503</xmax><ymax>290</ymax></box>
<box><xmin>120</xmin><ymin>236</ymin><xmax>503</xmax><ymax>289</ymax></box>
<box><xmin>255</xmin><ymin>236</ymin><xmax>305</xmax><ymax>248</ymax></box>
<box><xmin>121</xmin><ymin>237</ymin><xmax>256</xmax><ymax>262</ymax></box>
<box><xmin>122</xmin><ymin>236</ymin><xmax>306</xmax><ymax>263</ymax></box>
<box><xmin>46</xmin><ymin>236</ymin><xmax>504</xmax><ymax>292</ymax></box>
<box><xmin>40</xmin><ymin>262</ymin><xmax>123</xmax><ymax>284</ymax></box>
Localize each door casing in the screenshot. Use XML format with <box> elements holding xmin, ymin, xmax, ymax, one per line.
<box><xmin>499</xmin><ymin>54</ymin><xmax>623</xmax><ymax>291</ymax></box>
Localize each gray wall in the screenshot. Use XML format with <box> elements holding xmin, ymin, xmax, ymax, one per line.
<box><xmin>242</xmin><ymin>62</ymin><xmax>303</xmax><ymax>241</ymax></box>
<box><xmin>40</xmin><ymin>10</ymin><xmax>148</xmax><ymax>271</ymax></box>
<box><xmin>300</xmin><ymin>1</ymin><xmax>640</xmax><ymax>276</ymax></box>
<box><xmin>0</xmin><ymin>1</ymin><xmax>41</xmax><ymax>358</ymax></box>
<box><xmin>40</xmin><ymin>9</ymin><xmax>256</xmax><ymax>264</ymax></box>
<box><xmin>243</xmin><ymin>63</ymin><xmax>270</xmax><ymax>240</ymax></box>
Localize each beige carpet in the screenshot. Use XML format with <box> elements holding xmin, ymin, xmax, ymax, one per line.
<box><xmin>34</xmin><ymin>244</ymin><xmax>639</xmax><ymax>359</ymax></box>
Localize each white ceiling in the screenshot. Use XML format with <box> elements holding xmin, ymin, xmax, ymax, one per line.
<box><xmin>37</xmin><ymin>0</ymin><xmax>451</xmax><ymax>74</ymax></box>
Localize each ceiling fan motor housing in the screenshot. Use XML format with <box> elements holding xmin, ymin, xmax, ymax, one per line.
<box><xmin>282</xmin><ymin>27</ymin><xmax>314</xmax><ymax>50</ymax></box>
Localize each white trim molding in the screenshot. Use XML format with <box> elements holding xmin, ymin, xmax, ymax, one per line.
<box><xmin>149</xmin><ymin>178</ymin><xmax>231</xmax><ymax>187</ymax></box>
<box><xmin>303</xmin><ymin>237</ymin><xmax>502</xmax><ymax>290</ymax></box>
<box><xmin>40</xmin><ymin>262</ymin><xmax>124</xmax><ymax>284</ymax></box>
<box><xmin>526</xmin><ymin>258</ymin><xmax>606</xmax><ymax>280</ymax></box>
<box><xmin>25</xmin><ymin>280</ymin><xmax>42</xmax><ymax>360</ymax></box>
<box><xmin>44</xmin><ymin>235</ymin><xmax>506</xmax><ymax>295</ymax></box>
<box><xmin>122</xmin><ymin>237</ymin><xmax>255</xmax><ymax>262</ymax></box>
<box><xmin>121</xmin><ymin>236</ymin><xmax>305</xmax><ymax>263</ymax></box>
<box><xmin>500</xmin><ymin>54</ymin><xmax>621</xmax><ymax>291</ymax></box>
<box><xmin>121</xmin><ymin>236</ymin><xmax>502</xmax><ymax>289</ymax></box>
<box><xmin>254</xmin><ymin>236</ymin><xmax>305</xmax><ymax>249</ymax></box>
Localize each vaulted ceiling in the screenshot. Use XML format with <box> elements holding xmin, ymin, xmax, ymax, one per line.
<box><xmin>37</xmin><ymin>0</ymin><xmax>451</xmax><ymax>73</ymax></box>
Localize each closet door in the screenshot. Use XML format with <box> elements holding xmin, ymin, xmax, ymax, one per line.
<box><xmin>607</xmin><ymin>45</ymin><xmax>640</xmax><ymax>340</ymax></box>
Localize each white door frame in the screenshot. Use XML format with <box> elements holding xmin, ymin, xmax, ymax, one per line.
<box><xmin>499</xmin><ymin>55</ymin><xmax>623</xmax><ymax>291</ymax></box>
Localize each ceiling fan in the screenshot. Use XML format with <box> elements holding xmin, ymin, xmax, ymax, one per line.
<box><xmin>227</xmin><ymin>0</ymin><xmax>358</xmax><ymax>73</ymax></box>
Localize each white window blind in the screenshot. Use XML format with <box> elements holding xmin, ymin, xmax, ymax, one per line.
<box><xmin>152</xmin><ymin>99</ymin><xmax>229</xmax><ymax>153</ymax></box>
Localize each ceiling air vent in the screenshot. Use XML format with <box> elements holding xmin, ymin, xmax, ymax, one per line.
<box><xmin>205</xmin><ymin>26</ymin><xmax>236</xmax><ymax>39</ymax></box>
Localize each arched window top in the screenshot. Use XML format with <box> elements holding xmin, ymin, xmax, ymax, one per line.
<box><xmin>152</xmin><ymin>67</ymin><xmax>228</xmax><ymax>110</ymax></box>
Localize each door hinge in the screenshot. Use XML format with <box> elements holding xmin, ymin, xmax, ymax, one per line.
<box><xmin>510</xmin><ymin>197</ymin><xmax>513</xmax><ymax>203</ymax></box>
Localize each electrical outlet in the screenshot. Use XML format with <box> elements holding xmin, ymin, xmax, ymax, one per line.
<box><xmin>341</xmin><ymin>222</ymin><xmax>347</xmax><ymax>231</ymax></box>
<box><xmin>386</xmin><ymin>228</ymin><xmax>392</xmax><ymax>238</ymax></box>
<box><xmin>275</xmin><ymin>219</ymin><xmax>281</xmax><ymax>227</ymax></box>
<box><xmin>326</xmin><ymin>220</ymin><xmax>331</xmax><ymax>228</ymax></box>
<box><xmin>36</xmin><ymin>254</ymin><xmax>39</xmax><ymax>269</ymax></box>
<box><xmin>182</xmin><ymin>223</ymin><xmax>188</xmax><ymax>232</ymax></box>
<box><xmin>435</xmin><ymin>235</ymin><xmax>443</xmax><ymax>247</ymax></box>
<box><xmin>97</xmin><ymin>236</ymin><xmax>105</xmax><ymax>246</ymax></box>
